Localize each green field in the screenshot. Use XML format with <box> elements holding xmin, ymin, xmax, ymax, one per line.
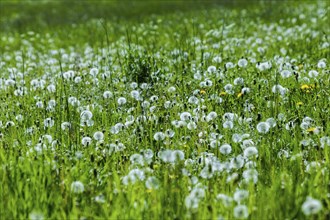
<box><xmin>0</xmin><ymin>0</ymin><xmax>330</xmax><ymax>219</ymax></box>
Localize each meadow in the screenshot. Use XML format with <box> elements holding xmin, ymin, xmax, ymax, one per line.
<box><xmin>0</xmin><ymin>0</ymin><xmax>329</xmax><ymax>219</ymax></box>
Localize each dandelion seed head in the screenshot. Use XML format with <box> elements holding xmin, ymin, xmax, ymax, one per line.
<box><xmin>244</xmin><ymin>146</ymin><xmax>258</xmax><ymax>158</ymax></box>
<box><xmin>117</xmin><ymin>97</ymin><xmax>127</xmax><ymax>105</ymax></box>
<box><xmin>233</xmin><ymin>205</ymin><xmax>249</xmax><ymax>219</ymax></box>
<box><xmin>93</xmin><ymin>131</ymin><xmax>104</xmax><ymax>141</ymax></box>
<box><xmin>308</xmin><ymin>70</ymin><xmax>319</xmax><ymax>78</ymax></box>
<box><xmin>71</xmin><ymin>181</ymin><xmax>84</xmax><ymax>193</ymax></box>
<box><xmin>257</xmin><ymin>122</ymin><xmax>270</xmax><ymax>133</ymax></box>
<box><xmin>238</xmin><ymin>58</ymin><xmax>248</xmax><ymax>68</ymax></box>
<box><xmin>81</xmin><ymin>136</ymin><xmax>92</xmax><ymax>146</ymax></box>
<box><xmin>301</xmin><ymin>197</ymin><xmax>322</xmax><ymax>216</ymax></box>
<box><xmin>220</xmin><ymin>144</ymin><xmax>232</xmax><ymax>155</ymax></box>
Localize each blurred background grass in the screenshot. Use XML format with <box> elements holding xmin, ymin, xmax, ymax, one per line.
<box><xmin>0</xmin><ymin>0</ymin><xmax>311</xmax><ymax>33</ymax></box>
<box><xmin>0</xmin><ymin>0</ymin><xmax>222</xmax><ymax>32</ymax></box>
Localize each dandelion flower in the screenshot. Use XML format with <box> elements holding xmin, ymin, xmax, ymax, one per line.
<box><xmin>154</xmin><ymin>132</ymin><xmax>165</xmax><ymax>141</ymax></box>
<box><xmin>44</xmin><ymin>118</ymin><xmax>54</xmax><ymax>128</ymax></box>
<box><xmin>206</xmin><ymin>111</ymin><xmax>217</xmax><ymax>122</ymax></box>
<box><xmin>234</xmin><ymin>77</ymin><xmax>244</xmax><ymax>86</ymax></box>
<box><xmin>230</xmin><ymin>155</ymin><xmax>245</xmax><ymax>169</ymax></box>
<box><xmin>266</xmin><ymin>117</ymin><xmax>276</xmax><ymax>128</ymax></box>
<box><xmin>187</xmin><ymin>121</ymin><xmax>197</xmax><ymax>130</ymax></box>
<box><xmin>308</xmin><ymin>70</ymin><xmax>319</xmax><ymax>78</ymax></box>
<box><xmin>103</xmin><ymin>91</ymin><xmax>113</xmax><ymax>99</ymax></box>
<box><xmin>220</xmin><ymin>144</ymin><xmax>232</xmax><ymax>155</ymax></box>
<box><xmin>185</xmin><ymin>195</ymin><xmax>199</xmax><ymax>209</ymax></box>
<box><xmin>29</xmin><ymin>211</ymin><xmax>44</xmax><ymax>220</ymax></box>
<box><xmin>93</xmin><ymin>131</ymin><xmax>104</xmax><ymax>141</ymax></box>
<box><xmin>207</xmin><ymin>65</ymin><xmax>217</xmax><ymax>73</ymax></box>
<box><xmin>90</xmin><ymin>67</ymin><xmax>99</xmax><ymax>77</ymax></box>
<box><xmin>81</xmin><ymin>136</ymin><xmax>92</xmax><ymax>146</ymax></box>
<box><xmin>223</xmin><ymin>120</ymin><xmax>234</xmax><ymax>129</ymax></box>
<box><xmin>257</xmin><ymin>122</ymin><xmax>270</xmax><ymax>134</ymax></box>
<box><xmin>130</xmin><ymin>154</ymin><xmax>144</xmax><ymax>166</ymax></box>
<box><xmin>238</xmin><ymin>58</ymin><xmax>248</xmax><ymax>68</ymax></box>
<box><xmin>80</xmin><ymin>110</ymin><xmax>93</xmax><ymax>121</ymax></box>
<box><xmin>233</xmin><ymin>189</ymin><xmax>249</xmax><ymax>203</ymax></box>
<box><xmin>280</xmin><ymin>70</ymin><xmax>292</xmax><ymax>78</ymax></box>
<box><xmin>233</xmin><ymin>205</ymin><xmax>249</xmax><ymax>219</ymax></box>
<box><xmin>145</xmin><ymin>176</ymin><xmax>160</xmax><ymax>189</ymax></box>
<box><xmin>117</xmin><ymin>97</ymin><xmax>127</xmax><ymax>105</ymax></box>
<box><xmin>180</xmin><ymin>112</ymin><xmax>192</xmax><ymax>121</ymax></box>
<box><xmin>242</xmin><ymin>169</ymin><xmax>258</xmax><ymax>183</ymax></box>
<box><xmin>216</xmin><ymin>194</ymin><xmax>233</xmax><ymax>207</ymax></box>
<box><xmin>244</xmin><ymin>146</ymin><xmax>258</xmax><ymax>158</ymax></box>
<box><xmin>301</xmin><ymin>197</ymin><xmax>322</xmax><ymax>216</ymax></box>
<box><xmin>95</xmin><ymin>194</ymin><xmax>105</xmax><ymax>203</ymax></box>
<box><xmin>225</xmin><ymin>62</ymin><xmax>234</xmax><ymax>69</ymax></box>
<box><xmin>317</xmin><ymin>60</ymin><xmax>326</xmax><ymax>69</ymax></box>
<box><xmin>71</xmin><ymin>181</ymin><xmax>84</xmax><ymax>193</ymax></box>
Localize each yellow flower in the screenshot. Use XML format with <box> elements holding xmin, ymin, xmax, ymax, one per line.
<box><xmin>200</xmin><ymin>90</ymin><xmax>206</xmax><ymax>95</ymax></box>
<box><xmin>220</xmin><ymin>91</ymin><xmax>227</xmax><ymax>96</ymax></box>
<box><xmin>296</xmin><ymin>101</ymin><xmax>303</xmax><ymax>106</ymax></box>
<box><xmin>237</xmin><ymin>92</ymin><xmax>243</xmax><ymax>98</ymax></box>
<box><xmin>300</xmin><ymin>84</ymin><xmax>310</xmax><ymax>90</ymax></box>
<box><xmin>307</xmin><ymin>127</ymin><xmax>316</xmax><ymax>133</ymax></box>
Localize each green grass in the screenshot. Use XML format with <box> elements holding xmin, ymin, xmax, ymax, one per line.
<box><xmin>0</xmin><ymin>0</ymin><xmax>330</xmax><ymax>219</ymax></box>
